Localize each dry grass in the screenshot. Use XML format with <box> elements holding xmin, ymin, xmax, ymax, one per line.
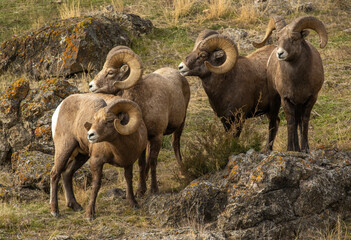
<box><xmin>58</xmin><ymin>0</ymin><xmax>81</xmax><ymax>19</ymax></box>
<box><xmin>110</xmin><ymin>0</ymin><xmax>124</xmax><ymax>12</ymax></box>
<box><xmin>204</xmin><ymin>0</ymin><xmax>232</xmax><ymax>20</ymax></box>
<box><xmin>237</xmin><ymin>3</ymin><xmax>259</xmax><ymax>24</ymax></box>
<box><xmin>170</xmin><ymin>0</ymin><xmax>195</xmax><ymax>24</ymax></box>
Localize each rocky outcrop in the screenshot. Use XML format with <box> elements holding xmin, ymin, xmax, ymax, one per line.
<box><xmin>145</xmin><ymin>148</ymin><xmax>351</xmax><ymax>238</ymax></box>
<box><xmin>0</xmin><ymin>78</ymin><xmax>78</xmax><ymax>153</ymax></box>
<box><xmin>0</xmin><ymin>78</ymin><xmax>92</xmax><ymax>193</ymax></box>
<box><xmin>0</xmin><ymin>12</ymin><xmax>153</xmax><ymax>79</ymax></box>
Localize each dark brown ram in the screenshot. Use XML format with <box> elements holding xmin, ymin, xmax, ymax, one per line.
<box><xmin>254</xmin><ymin>16</ymin><xmax>328</xmax><ymax>152</ymax></box>
<box><xmin>178</xmin><ymin>30</ymin><xmax>279</xmax><ymax>150</ymax></box>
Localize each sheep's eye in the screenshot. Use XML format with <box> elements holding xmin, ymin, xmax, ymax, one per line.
<box><xmin>108</xmin><ymin>70</ymin><xmax>115</xmax><ymax>75</ymax></box>
<box><xmin>106</xmin><ymin>119</ymin><xmax>114</xmax><ymax>123</ymax></box>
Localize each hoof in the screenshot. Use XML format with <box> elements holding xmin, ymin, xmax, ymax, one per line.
<box><xmin>85</xmin><ymin>215</ymin><xmax>95</xmax><ymax>221</ymax></box>
<box><xmin>150</xmin><ymin>187</ymin><xmax>159</xmax><ymax>195</ymax></box>
<box><xmin>136</xmin><ymin>189</ymin><xmax>146</xmax><ymax>198</ymax></box>
<box><xmin>128</xmin><ymin>200</ymin><xmax>140</xmax><ymax>209</ymax></box>
<box><xmin>68</xmin><ymin>202</ymin><xmax>83</xmax><ymax>212</ymax></box>
<box><xmin>51</xmin><ymin>212</ymin><xmax>59</xmax><ymax>218</ymax></box>
<box><xmin>131</xmin><ymin>204</ymin><xmax>140</xmax><ymax>210</ymax></box>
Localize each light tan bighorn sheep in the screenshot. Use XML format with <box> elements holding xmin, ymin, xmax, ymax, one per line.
<box><xmin>253</xmin><ymin>16</ymin><xmax>328</xmax><ymax>152</ymax></box>
<box><xmin>89</xmin><ymin>46</ymin><xmax>190</xmax><ymax>193</ymax></box>
<box><xmin>178</xmin><ymin>30</ymin><xmax>279</xmax><ymax>150</ymax></box>
<box><xmin>50</xmin><ymin>93</ymin><xmax>147</xmax><ymax>220</ymax></box>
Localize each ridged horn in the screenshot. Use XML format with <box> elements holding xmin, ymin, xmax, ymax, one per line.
<box><xmin>104</xmin><ymin>47</ymin><xmax>143</xmax><ymax>89</ymax></box>
<box><xmin>290</xmin><ymin>16</ymin><xmax>328</xmax><ymax>48</ymax></box>
<box><xmin>253</xmin><ymin>16</ymin><xmax>286</xmax><ymax>48</ymax></box>
<box><xmin>198</xmin><ymin>35</ymin><xmax>238</xmax><ymax>74</ymax></box>
<box><xmin>193</xmin><ymin>29</ymin><xmax>219</xmax><ymax>50</ymax></box>
<box><xmin>105</xmin><ymin>99</ymin><xmax>142</xmax><ymax>135</ymax></box>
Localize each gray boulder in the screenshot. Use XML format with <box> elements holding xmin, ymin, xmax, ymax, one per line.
<box><xmin>145</xmin><ymin>148</ymin><xmax>351</xmax><ymax>238</ymax></box>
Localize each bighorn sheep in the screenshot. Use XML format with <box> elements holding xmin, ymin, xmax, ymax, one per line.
<box><xmin>178</xmin><ymin>30</ymin><xmax>279</xmax><ymax>150</ymax></box>
<box><xmin>89</xmin><ymin>46</ymin><xmax>190</xmax><ymax>193</ymax></box>
<box><xmin>253</xmin><ymin>16</ymin><xmax>327</xmax><ymax>152</ymax></box>
<box><xmin>50</xmin><ymin>93</ymin><xmax>147</xmax><ymax>220</ymax></box>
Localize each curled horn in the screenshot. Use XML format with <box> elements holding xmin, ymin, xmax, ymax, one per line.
<box><xmin>198</xmin><ymin>35</ymin><xmax>238</xmax><ymax>74</ymax></box>
<box><xmin>253</xmin><ymin>16</ymin><xmax>287</xmax><ymax>48</ymax></box>
<box><xmin>105</xmin><ymin>99</ymin><xmax>143</xmax><ymax>135</ymax></box>
<box><xmin>291</xmin><ymin>16</ymin><xmax>328</xmax><ymax>48</ymax></box>
<box><xmin>193</xmin><ymin>29</ymin><xmax>219</xmax><ymax>50</ymax></box>
<box><xmin>104</xmin><ymin>47</ymin><xmax>143</xmax><ymax>89</ymax></box>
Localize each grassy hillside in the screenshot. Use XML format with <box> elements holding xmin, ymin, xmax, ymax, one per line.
<box><xmin>0</xmin><ymin>0</ymin><xmax>351</xmax><ymax>239</ymax></box>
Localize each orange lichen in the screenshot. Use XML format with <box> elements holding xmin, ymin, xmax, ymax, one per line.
<box><xmin>35</xmin><ymin>125</ymin><xmax>51</xmax><ymax>138</ymax></box>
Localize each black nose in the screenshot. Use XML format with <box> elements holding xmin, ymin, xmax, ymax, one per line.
<box><xmin>178</xmin><ymin>65</ymin><xmax>183</xmax><ymax>70</ymax></box>
<box><xmin>89</xmin><ymin>84</ymin><xmax>93</xmax><ymax>89</ymax></box>
<box><xmin>278</xmin><ymin>52</ymin><xmax>284</xmax><ymax>58</ymax></box>
<box><xmin>88</xmin><ymin>133</ymin><xmax>95</xmax><ymax>139</ymax></box>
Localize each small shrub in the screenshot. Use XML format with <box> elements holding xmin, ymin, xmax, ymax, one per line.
<box><xmin>182</xmin><ymin>118</ymin><xmax>262</xmax><ymax>180</ymax></box>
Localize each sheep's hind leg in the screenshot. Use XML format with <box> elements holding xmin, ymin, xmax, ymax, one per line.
<box><xmin>147</xmin><ymin>135</ymin><xmax>162</xmax><ymax>194</ymax></box>
<box><xmin>50</xmin><ymin>141</ymin><xmax>77</xmax><ymax>217</ymax></box>
<box><xmin>172</xmin><ymin>120</ymin><xmax>186</xmax><ymax>176</ymax></box>
<box><xmin>62</xmin><ymin>153</ymin><xmax>88</xmax><ymax>212</ymax></box>
<box><xmin>136</xmin><ymin>149</ymin><xmax>147</xmax><ymax>197</ymax></box>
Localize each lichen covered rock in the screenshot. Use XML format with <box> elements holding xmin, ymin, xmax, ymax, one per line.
<box><xmin>0</xmin><ymin>12</ymin><xmax>153</xmax><ymax>79</ymax></box>
<box><xmin>145</xmin><ymin>148</ymin><xmax>351</xmax><ymax>238</ymax></box>
<box><xmin>0</xmin><ymin>78</ymin><xmax>30</xmax><ymax>125</ymax></box>
<box><xmin>0</xmin><ymin>77</ymin><xmax>79</xmax><ymax>183</ymax></box>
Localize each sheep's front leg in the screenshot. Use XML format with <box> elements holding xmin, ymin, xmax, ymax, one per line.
<box><xmin>282</xmin><ymin>97</ymin><xmax>300</xmax><ymax>152</ymax></box>
<box><xmin>86</xmin><ymin>159</ymin><xmax>103</xmax><ymax>221</ymax></box>
<box><xmin>124</xmin><ymin>165</ymin><xmax>139</xmax><ymax>208</ymax></box>
<box><xmin>136</xmin><ymin>149</ymin><xmax>147</xmax><ymax>197</ymax></box>
<box><xmin>221</xmin><ymin>115</ymin><xmax>243</xmax><ymax>138</ymax></box>
<box><xmin>300</xmin><ymin>96</ymin><xmax>317</xmax><ymax>153</ymax></box>
<box><xmin>265</xmin><ymin>96</ymin><xmax>281</xmax><ymax>151</ymax></box>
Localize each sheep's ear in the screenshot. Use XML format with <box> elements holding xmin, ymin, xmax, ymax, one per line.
<box><xmin>84</xmin><ymin>122</ymin><xmax>92</xmax><ymax>131</ymax></box>
<box><xmin>301</xmin><ymin>30</ymin><xmax>310</xmax><ymax>38</ymax></box>
<box><xmin>213</xmin><ymin>50</ymin><xmax>225</xmax><ymax>59</ymax></box>
<box><xmin>94</xmin><ymin>99</ymin><xmax>107</xmax><ymax>111</ymax></box>
<box><xmin>120</xmin><ymin>64</ymin><xmax>129</xmax><ymax>73</ymax></box>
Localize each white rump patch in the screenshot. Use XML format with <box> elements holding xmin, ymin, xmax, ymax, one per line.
<box><xmin>51</xmin><ymin>102</ymin><xmax>62</xmax><ymax>138</ymax></box>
